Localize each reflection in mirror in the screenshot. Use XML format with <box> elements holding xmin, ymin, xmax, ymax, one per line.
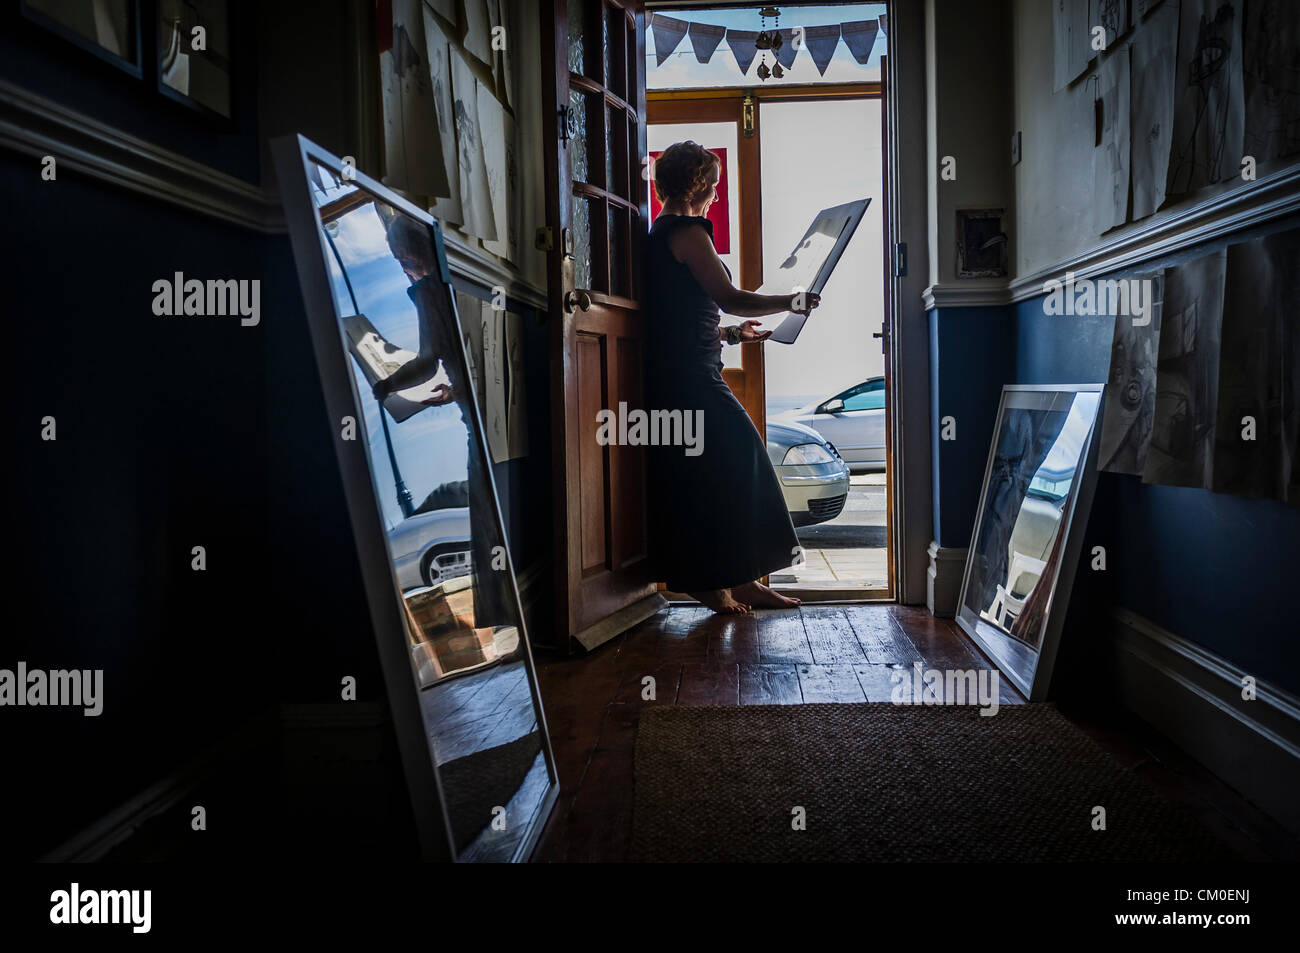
<box><xmin>956</xmin><ymin>387</ymin><xmax>1102</xmax><ymax>698</ymax></box>
<box><xmin>309</xmin><ymin>162</ymin><xmax>551</xmax><ymax>861</ymax></box>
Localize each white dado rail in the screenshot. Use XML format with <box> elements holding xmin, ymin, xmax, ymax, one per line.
<box><xmin>0</xmin><ymin>78</ymin><xmax>548</xmax><ymax>311</ymax></box>
<box><xmin>923</xmin><ymin>161</ymin><xmax>1300</xmax><ymax>311</ymax></box>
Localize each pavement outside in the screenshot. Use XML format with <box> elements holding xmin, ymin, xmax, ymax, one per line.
<box><xmin>771</xmin><ymin>473</ymin><xmax>888</xmax><ymax>591</ymax></box>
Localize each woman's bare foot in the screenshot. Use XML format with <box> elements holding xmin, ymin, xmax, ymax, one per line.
<box><xmin>732</xmin><ymin>580</ymin><xmax>802</xmax><ymax>609</ymax></box>
<box><xmin>687</xmin><ymin>589</ymin><xmax>750</xmax><ymax>614</ymax></box>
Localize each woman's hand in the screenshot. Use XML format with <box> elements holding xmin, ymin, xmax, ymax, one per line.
<box><xmin>790</xmin><ymin>291</ymin><xmax>822</xmax><ymax>316</ymax></box>
<box><xmin>422</xmin><ymin>383</ymin><xmax>453</xmax><ymax>406</ymax></box>
<box><xmin>736</xmin><ymin>319</ymin><xmax>772</xmax><ymax>343</ymax></box>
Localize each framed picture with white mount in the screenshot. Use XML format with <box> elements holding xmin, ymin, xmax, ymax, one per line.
<box><xmin>20</xmin><ymin>0</ymin><xmax>144</xmax><ymax>79</ymax></box>
<box><xmin>155</xmin><ymin>0</ymin><xmax>235</xmax><ymax>125</ymax></box>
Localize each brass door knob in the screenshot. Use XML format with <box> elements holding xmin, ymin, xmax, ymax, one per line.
<box><xmin>565</xmin><ymin>289</ymin><xmax>592</xmax><ymax>313</ymax></box>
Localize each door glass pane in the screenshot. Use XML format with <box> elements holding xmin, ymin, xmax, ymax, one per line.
<box><xmin>568</xmin><ymin>0</ymin><xmax>591</xmax><ymax>75</ymax></box>
<box><xmin>609</xmin><ymin>204</ymin><xmax>629</xmax><ymax>297</ymax></box>
<box><xmin>606</xmin><ymin>106</ymin><xmax>622</xmax><ymax>196</ymax></box>
<box><xmin>568</xmin><ymin>89</ymin><xmax>603</xmax><ymax>187</ymax></box>
<box><xmin>606</xmin><ymin>3</ymin><xmax>627</xmax><ymax>101</ymax></box>
<box><xmin>572</xmin><ymin>195</ymin><xmax>594</xmax><ymax>290</ymax></box>
<box><xmin>646</xmin><ymin>120</ymin><xmax>742</xmax><ymax>369</ymax></box>
<box><xmin>602</xmin><ymin>1</ymin><xmax>613</xmax><ymax>89</ymax></box>
<box><xmin>626</xmin><ymin>18</ymin><xmax>638</xmax><ymax>105</ymax></box>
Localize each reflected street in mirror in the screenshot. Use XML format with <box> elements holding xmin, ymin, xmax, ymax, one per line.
<box><xmin>310</xmin><ymin>163</ymin><xmax>551</xmax><ymax>861</ymax></box>
<box><xmin>962</xmin><ymin>390</ymin><xmax>1101</xmax><ymax>667</ymax></box>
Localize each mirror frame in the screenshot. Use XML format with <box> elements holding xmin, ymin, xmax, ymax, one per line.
<box><xmin>954</xmin><ymin>383</ymin><xmax>1105</xmax><ymax>701</ymax></box>
<box><xmin>272</xmin><ymin>134</ymin><xmax>558</xmax><ymax>862</ymax></box>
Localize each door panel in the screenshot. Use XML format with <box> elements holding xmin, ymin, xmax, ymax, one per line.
<box><xmin>545</xmin><ymin>0</ymin><xmax>658</xmax><ymax>650</ymax></box>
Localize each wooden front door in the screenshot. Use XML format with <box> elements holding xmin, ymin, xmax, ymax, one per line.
<box><xmin>542</xmin><ymin>0</ymin><xmax>660</xmax><ymax>651</ymax></box>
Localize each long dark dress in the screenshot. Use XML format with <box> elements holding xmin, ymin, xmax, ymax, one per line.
<box><xmin>644</xmin><ymin>214</ymin><xmax>799</xmax><ymax>591</ymax></box>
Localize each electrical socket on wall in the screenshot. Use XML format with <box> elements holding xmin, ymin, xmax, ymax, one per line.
<box><xmin>1011</xmin><ymin>130</ymin><xmax>1022</xmax><ymax>166</ymax></box>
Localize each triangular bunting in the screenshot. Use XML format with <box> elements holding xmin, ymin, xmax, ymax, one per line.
<box><xmin>878</xmin><ymin>14</ymin><xmax>888</xmax><ymax>37</ymax></box>
<box><xmin>773</xmin><ymin>28</ymin><xmax>798</xmax><ymax>70</ymax></box>
<box><xmin>841</xmin><ymin>19</ymin><xmax>879</xmax><ymax>65</ymax></box>
<box><xmin>651</xmin><ymin>13</ymin><xmax>689</xmax><ymax>67</ymax></box>
<box><xmin>803</xmin><ymin>24</ymin><xmax>841</xmax><ymax>76</ymax></box>
<box><xmin>726</xmin><ymin>29</ymin><xmax>760</xmax><ymax>76</ymax></box>
<box><xmin>689</xmin><ymin>22</ymin><xmax>726</xmax><ymax>64</ymax></box>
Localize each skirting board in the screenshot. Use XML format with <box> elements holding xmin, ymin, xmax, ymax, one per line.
<box><xmin>926</xmin><ymin>541</ymin><xmax>968</xmax><ymax>618</ymax></box>
<box><xmin>39</xmin><ymin>708</ymin><xmax>287</xmax><ymax>862</ymax></box>
<box><xmin>1110</xmin><ymin>606</ymin><xmax>1300</xmax><ymax>835</ymax></box>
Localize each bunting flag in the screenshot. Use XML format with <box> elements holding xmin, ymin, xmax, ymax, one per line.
<box><xmin>726</xmin><ymin>29</ymin><xmax>760</xmax><ymax>75</ymax></box>
<box><xmin>651</xmin><ymin>13</ymin><xmax>689</xmax><ymax>67</ymax></box>
<box><xmin>649</xmin><ymin>12</ymin><xmax>885</xmax><ymax>79</ymax></box>
<box><xmin>878</xmin><ymin>14</ymin><xmax>888</xmax><ymax>37</ymax></box>
<box><xmin>802</xmin><ymin>24</ymin><xmax>842</xmax><ymax>76</ymax></box>
<box><xmin>688</xmin><ymin>21</ymin><xmax>726</xmax><ymax>64</ymax></box>
<box><xmin>773</xmin><ymin>28</ymin><xmax>799</xmax><ymax>70</ymax></box>
<box><xmin>841</xmin><ymin>19</ymin><xmax>880</xmax><ymax>65</ymax></box>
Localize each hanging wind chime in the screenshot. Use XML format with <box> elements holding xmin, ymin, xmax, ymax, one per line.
<box><xmin>755</xmin><ymin>6</ymin><xmax>783</xmax><ymax>81</ymax></box>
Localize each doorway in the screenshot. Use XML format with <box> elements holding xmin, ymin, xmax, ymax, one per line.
<box><xmin>647</xmin><ymin>25</ymin><xmax>893</xmax><ymax>602</ymax></box>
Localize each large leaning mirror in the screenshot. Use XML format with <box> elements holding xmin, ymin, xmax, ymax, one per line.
<box><xmin>955</xmin><ymin>384</ymin><xmax>1104</xmax><ymax>701</ymax></box>
<box><xmin>274</xmin><ymin>136</ymin><xmax>556</xmax><ymax>861</ymax></box>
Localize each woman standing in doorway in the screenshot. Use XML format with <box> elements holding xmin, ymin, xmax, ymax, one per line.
<box><xmin>645</xmin><ymin>140</ymin><xmax>821</xmax><ymax>614</ymax></box>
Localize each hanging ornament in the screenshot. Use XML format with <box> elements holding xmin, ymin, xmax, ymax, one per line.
<box><xmin>756</xmin><ymin>6</ymin><xmax>782</xmax><ymax>81</ymax></box>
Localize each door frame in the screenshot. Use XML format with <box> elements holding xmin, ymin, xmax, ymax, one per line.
<box><xmin>647</xmin><ymin>80</ymin><xmax>895</xmax><ymax>602</ymax></box>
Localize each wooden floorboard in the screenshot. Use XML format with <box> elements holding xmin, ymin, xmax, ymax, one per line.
<box><xmin>529</xmin><ymin>602</ymin><xmax>1295</xmax><ymax>862</ymax></box>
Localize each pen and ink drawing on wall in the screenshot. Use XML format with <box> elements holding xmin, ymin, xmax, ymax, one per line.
<box><xmin>461</xmin><ymin>0</ymin><xmax>493</xmax><ymax>68</ymax></box>
<box><xmin>1167</xmin><ymin>0</ymin><xmax>1245</xmax><ymax>196</ymax></box>
<box><xmin>479</xmin><ymin>85</ymin><xmax>521</xmax><ymax>265</ymax></box>
<box><xmin>381</xmin><ymin>0</ymin><xmax>450</xmax><ymax>199</ymax></box>
<box><xmin>1095</xmin><ymin>48</ymin><xmax>1131</xmax><ymax>233</ymax></box>
<box><xmin>1053</xmin><ymin>0</ymin><xmax>1095</xmax><ymax>92</ymax></box>
<box><xmin>427</xmin><ymin>0</ymin><xmax>455</xmax><ymax>24</ymax></box>
<box><xmin>1129</xmin><ymin>0</ymin><xmax>1179</xmax><ymax>219</ymax></box>
<box><xmin>1214</xmin><ymin>228</ymin><xmax>1300</xmax><ymax>499</ymax></box>
<box><xmin>1094</xmin><ymin>0</ymin><xmax>1131</xmax><ymax>51</ymax></box>
<box><xmin>1242</xmin><ymin>0</ymin><xmax>1300</xmax><ymax>163</ymax></box>
<box><xmin>451</xmin><ymin>48</ymin><xmax>498</xmax><ymax>242</ymax></box>
<box><xmin>423</xmin><ymin>7</ymin><xmax>464</xmax><ymax>226</ymax></box>
<box><xmin>1099</xmin><ymin>272</ymin><xmax>1164</xmax><ymax>475</ymax></box>
<box><xmin>1142</xmin><ymin>249</ymin><xmax>1226</xmax><ymax>489</ymax></box>
<box><xmin>956</xmin><ymin>209</ymin><xmax>1008</xmax><ymax>278</ymax></box>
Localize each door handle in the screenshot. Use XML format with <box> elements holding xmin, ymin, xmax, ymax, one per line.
<box><xmin>565</xmin><ymin>289</ymin><xmax>593</xmax><ymax>313</ymax></box>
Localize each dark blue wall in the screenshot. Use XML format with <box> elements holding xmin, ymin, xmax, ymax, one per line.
<box><xmin>928</xmin><ymin>305</ymin><xmax>1012</xmax><ymax>547</ymax></box>
<box><xmin>0</xmin><ymin>4</ymin><xmax>262</xmax><ymax>182</ymax></box>
<box><xmin>7</xmin><ymin>148</ymin><xmax>280</xmax><ymax>857</ymax></box>
<box><xmin>930</xmin><ymin>214</ymin><xmax>1300</xmax><ymax>696</ymax></box>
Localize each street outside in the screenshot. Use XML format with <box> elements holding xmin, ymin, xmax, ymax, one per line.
<box><xmin>771</xmin><ymin>473</ymin><xmax>888</xmax><ymax>591</ymax></box>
